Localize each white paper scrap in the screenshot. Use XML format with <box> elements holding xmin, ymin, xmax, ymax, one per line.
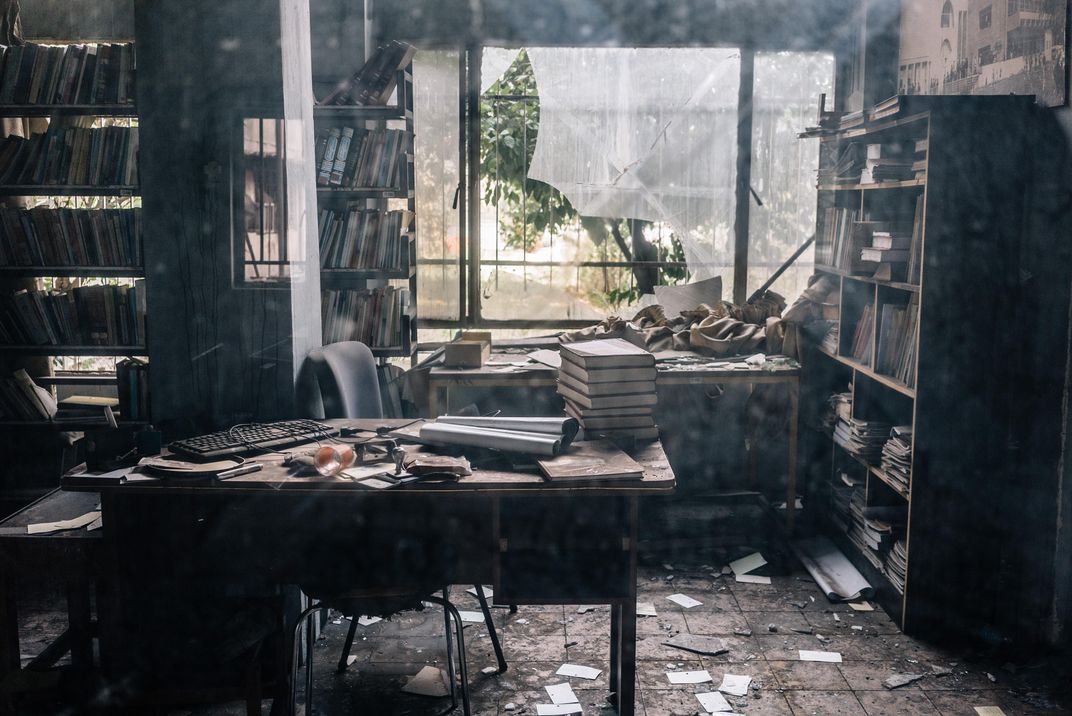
<box><xmin>401</xmin><ymin>666</ymin><xmax>450</xmax><ymax>697</ymax></box>
<box><xmin>467</xmin><ymin>585</ymin><xmax>493</xmax><ymax>598</ymax></box>
<box><xmin>667</xmin><ymin>593</ymin><xmax>702</xmax><ymax>609</ymax></box>
<box><xmin>696</xmin><ymin>690</ymin><xmax>733</xmax><ymax>712</ymax></box>
<box><xmin>636</xmin><ymin>602</ymin><xmax>657</xmax><ymax>617</ymax></box>
<box><xmin>556</xmin><ymin>664</ymin><xmax>601</xmax><ymax>680</ymax></box>
<box><xmin>728</xmin><ymin>552</ymin><xmax>767</xmax><ymax>576</ymax></box>
<box><xmin>357</xmin><ymin>615</ymin><xmax>382</xmax><ymax>626</ymax></box>
<box><xmin>536</xmin><ymin>705</ymin><xmax>582</xmax><ymax>716</ymax></box>
<box><xmin>734</xmin><ymin>574</ymin><xmax>772</xmax><ymax>585</ymax></box>
<box><xmin>545</xmin><ymin>682</ymin><xmax>579</xmax><ymax>705</ymax></box>
<box><xmin>974</xmin><ymin>708</ymin><xmax>1006</xmax><ymax>716</ymax></box>
<box><xmin>848</xmin><ymin>601</ymin><xmax>874</xmax><ymax>611</ymax></box>
<box><xmin>458</xmin><ymin>610</ymin><xmax>486</xmax><ymax>623</ymax></box>
<box><xmin>799</xmin><ymin>650</ymin><xmax>843</xmax><ymax>663</ymax></box>
<box><xmin>718</xmin><ymin>673</ymin><xmax>751</xmax><ymax>696</ymax></box>
<box><xmin>346</xmin><ymin>654</ymin><xmax>358</xmax><ymax>666</ymax></box>
<box><xmin>666</xmin><ymin>670</ymin><xmax>712</xmax><ymax>684</ymax></box>
<box><xmin>27</xmin><ymin>511</ymin><xmax>101</xmax><ymax>535</ymax></box>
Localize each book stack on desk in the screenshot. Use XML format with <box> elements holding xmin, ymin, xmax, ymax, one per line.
<box><xmin>557</xmin><ymin>338</ymin><xmax>658</xmax><ymax>440</ymax></box>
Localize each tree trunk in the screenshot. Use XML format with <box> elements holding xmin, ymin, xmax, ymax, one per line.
<box><xmin>628</xmin><ymin>219</ymin><xmax>659</xmax><ymax>296</ymax></box>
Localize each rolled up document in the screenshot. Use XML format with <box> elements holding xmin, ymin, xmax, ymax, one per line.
<box><xmin>435</xmin><ymin>415</ymin><xmax>579</xmax><ymax>447</ymax></box>
<box><xmin>419</xmin><ymin>422</ymin><xmax>562</xmax><ymax>456</ymax></box>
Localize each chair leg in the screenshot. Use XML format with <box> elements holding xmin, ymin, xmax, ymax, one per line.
<box><xmin>472</xmin><ymin>585</ymin><xmax>507</xmax><ymax>674</ymax></box>
<box><xmin>336</xmin><ymin>618</ymin><xmax>359</xmax><ymax>674</ymax></box>
<box><xmin>289</xmin><ymin>604</ymin><xmax>322</xmax><ymax>716</ymax></box>
<box><xmin>305</xmin><ymin>608</ymin><xmax>315</xmax><ymax>714</ymax></box>
<box><xmin>440</xmin><ymin>589</ymin><xmax>458</xmax><ymax>712</ymax></box>
<box><xmin>427</xmin><ymin>595</ymin><xmax>471</xmax><ymax>716</ymax></box>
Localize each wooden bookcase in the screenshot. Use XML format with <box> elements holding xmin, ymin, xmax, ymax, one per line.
<box><xmin>0</xmin><ymin>42</ymin><xmax>148</xmax><ymax>429</ymax></box>
<box><xmin>799</xmin><ymin>95</ymin><xmax>1069</xmax><ymax>644</ymax></box>
<box><xmin>314</xmin><ymin>65</ymin><xmax>417</xmax><ymax>361</ymax></box>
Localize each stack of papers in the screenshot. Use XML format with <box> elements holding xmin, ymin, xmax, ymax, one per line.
<box><xmin>880</xmin><ymin>426</ymin><xmax>912</xmax><ymax>492</ymax></box>
<box><xmin>833</xmin><ymin>418</ymin><xmax>891</xmax><ymax>462</ymax></box>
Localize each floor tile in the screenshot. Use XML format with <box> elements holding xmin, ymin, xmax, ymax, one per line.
<box><xmin>785</xmin><ymin>689</ymin><xmax>869</xmax><ymax>715</ymax></box>
<box><xmin>769</xmin><ymin>659</ymin><xmax>854</xmax><ymax>690</ymax></box>
<box><xmin>855</xmin><ymin>688</ymin><xmax>941</xmax><ymax>715</ymax></box>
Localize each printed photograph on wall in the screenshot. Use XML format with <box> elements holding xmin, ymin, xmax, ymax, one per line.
<box><xmin>899</xmin><ymin>0</ymin><xmax>1067</xmax><ymax>106</ymax></box>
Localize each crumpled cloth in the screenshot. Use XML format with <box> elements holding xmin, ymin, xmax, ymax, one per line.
<box><xmin>561</xmin><ymin>291</ymin><xmax>786</xmax><ymax>357</ymax></box>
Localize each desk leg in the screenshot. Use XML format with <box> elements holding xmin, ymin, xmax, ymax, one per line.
<box><xmin>746</xmin><ymin>383</ymin><xmax>758</xmax><ymax>489</ymax></box>
<box><xmin>618</xmin><ymin>496</ymin><xmax>639</xmax><ymax>716</ymax></box>
<box><xmin>66</xmin><ymin>576</ymin><xmax>93</xmax><ymax>672</ymax></box>
<box><xmin>609</xmin><ymin>603</ymin><xmax>621</xmax><ymax>697</ymax></box>
<box><xmin>786</xmin><ymin>378</ymin><xmax>800</xmax><ymax>533</ymax></box>
<box><xmin>0</xmin><ymin>568</ymin><xmax>17</xmax><ymax>679</ymax></box>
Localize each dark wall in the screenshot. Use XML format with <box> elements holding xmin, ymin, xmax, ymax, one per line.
<box><xmin>20</xmin><ymin>0</ymin><xmax>133</xmax><ymax>40</ymax></box>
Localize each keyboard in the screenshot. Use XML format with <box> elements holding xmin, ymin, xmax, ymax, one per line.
<box><xmin>168</xmin><ymin>419</ymin><xmax>338</xmax><ymax>459</ymax></box>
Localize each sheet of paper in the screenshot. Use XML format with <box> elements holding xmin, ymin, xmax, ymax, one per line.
<box><xmin>556</xmin><ymin>663</ymin><xmax>601</xmax><ymax>680</ymax></box>
<box><xmin>86</xmin><ymin>515</ymin><xmax>104</xmax><ymax>532</ymax></box>
<box><xmin>528</xmin><ymin>349</ymin><xmax>562</xmax><ymax>369</ymax></box>
<box><xmin>667</xmin><ymin>593</ymin><xmax>703</xmax><ymax>609</ymax></box>
<box><xmin>718</xmin><ymin>673</ymin><xmax>751</xmax><ymax>696</ymax></box>
<box><xmin>341</xmin><ymin>464</ymin><xmax>394</xmax><ymax>481</ymax></box>
<box><xmin>696</xmin><ymin>690</ymin><xmax>733</xmax><ymax>712</ymax></box>
<box><xmin>799</xmin><ymin>650</ymin><xmax>843</xmax><ymax>663</ymax></box>
<box><xmin>848</xmin><ymin>601</ymin><xmax>875</xmax><ymax>611</ymax></box>
<box><xmin>974</xmin><ymin>708</ymin><xmax>1006</xmax><ymax>716</ymax></box>
<box><xmin>734</xmin><ymin>574</ymin><xmax>772</xmax><ymax>585</ymax></box>
<box><xmin>654</xmin><ymin>276</ymin><xmax>723</xmax><ymax>316</ymax></box>
<box><xmin>728</xmin><ymin>552</ymin><xmax>767</xmax><ymax>576</ymax></box>
<box><xmin>27</xmin><ymin>511</ymin><xmax>101</xmax><ymax>535</ymax></box>
<box><xmin>458</xmin><ymin>610</ymin><xmax>485</xmax><ymax>623</ymax></box>
<box><xmin>357</xmin><ymin>615</ymin><xmax>382</xmax><ymax>626</ymax></box>
<box><xmin>401</xmin><ymin>666</ymin><xmax>449</xmax><ymax>697</ymax></box>
<box><xmin>466</xmin><ymin>585</ymin><xmax>493</xmax><ymax>599</ymax></box>
<box><xmin>536</xmin><ymin>705</ymin><xmax>582</xmax><ymax>716</ymax></box>
<box><xmin>636</xmin><ymin>602</ymin><xmax>657</xmax><ymax>617</ymax></box>
<box><xmin>545</xmin><ymin>682</ymin><xmax>579</xmax><ymax>705</ymax></box>
<box><xmin>666</xmin><ymin>670</ymin><xmax>712</xmax><ymax>684</ymax></box>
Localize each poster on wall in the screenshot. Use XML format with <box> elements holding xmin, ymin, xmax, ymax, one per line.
<box><xmin>898</xmin><ymin>0</ymin><xmax>1067</xmax><ymax>106</ymax></box>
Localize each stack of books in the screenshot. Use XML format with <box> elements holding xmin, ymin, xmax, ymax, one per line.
<box><xmin>880</xmin><ymin>426</ymin><xmax>912</xmax><ymax>493</ymax></box>
<box><xmin>318</xmin><ymin>41</ymin><xmax>416</xmax><ymax>106</ymax></box>
<box><xmin>319</xmin><ymin>208</ymin><xmax>411</xmax><ymax>270</ymax></box>
<box><xmin>830</xmin><ymin>471</ymin><xmax>861</xmax><ymax>532</ymax></box>
<box><xmin>0</xmin><ymin>42</ymin><xmax>136</xmax><ymax>106</ymax></box>
<box><xmin>0</xmin><ymin>282</ymin><xmax>146</xmax><ymax>347</ymax></box>
<box><xmin>54</xmin><ymin>395</ymin><xmax>118</xmax><ymax>424</ymax></box>
<box><xmin>833</xmin><ymin>416</ymin><xmax>891</xmax><ymax>463</ymax></box>
<box><xmin>0</xmin><ymin>207</ymin><xmax>141</xmax><ymax>267</ymax></box>
<box><xmin>315</xmin><ymin>127</ymin><xmax>411</xmax><ymax>189</ymax></box>
<box><xmin>848</xmin><ymin>492</ymin><xmax>906</xmax><ymax>571</ymax></box>
<box><xmin>0</xmin><ymin>126</ymin><xmax>138</xmax><ymax>186</ymax></box>
<box><xmin>557</xmin><ymin>338</ymin><xmax>658</xmax><ymax>441</ymax></box>
<box><xmin>860</xmin><ymin>143</ymin><xmax>914</xmax><ymax>184</ymax></box>
<box><xmin>321</xmin><ymin>286</ymin><xmax>409</xmax><ymax>348</ymax></box>
<box><xmin>858</xmin><ymin>220</ymin><xmax>914</xmax><ymax>280</ymax></box>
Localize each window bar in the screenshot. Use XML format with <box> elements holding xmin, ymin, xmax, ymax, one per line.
<box><xmin>521</xmin><ymin>98</ymin><xmax>528</xmax><ymax>290</ymax></box>
<box><xmin>494</xmin><ymin>98</ymin><xmax>501</xmax><ymax>290</ymax></box>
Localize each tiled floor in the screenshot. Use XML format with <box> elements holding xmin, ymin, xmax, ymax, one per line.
<box><xmin>10</xmin><ymin>563</ymin><xmax>1072</xmax><ymax>715</ymax></box>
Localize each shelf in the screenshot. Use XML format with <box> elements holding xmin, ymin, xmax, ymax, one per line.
<box><xmin>320</xmin><ymin>266</ymin><xmax>415</xmax><ymax>283</ymax></box>
<box><xmin>368</xmin><ymin>345</ymin><xmax>414</xmax><ymax>358</ymax></box>
<box><xmin>0</xmin><ymin>185</ymin><xmax>138</xmax><ymax>197</ymax></box>
<box><xmin>801</xmin><ymin>111</ymin><xmax>930</xmax><ymax>141</ymax></box>
<box><xmin>817</xmin><ymin>178</ymin><xmax>925</xmax><ymax>191</ymax></box>
<box><xmin>0</xmin><ymin>266</ymin><xmax>143</xmax><ymax>278</ymax></box>
<box><xmin>815</xmin><ymin>265</ymin><xmax>920</xmax><ymax>293</ymax></box>
<box><xmin>817</xmin><ymin>346</ymin><xmax>916</xmax><ymax>399</ymax></box>
<box><xmin>0</xmin><ymin>104</ymin><xmax>137</xmax><ymax>118</ymax></box>
<box><xmin>313</xmin><ymin>105</ymin><xmax>410</xmax><ymax>121</ymax></box>
<box><xmin>317</xmin><ymin>187</ymin><xmax>413</xmax><ymax>200</ymax></box>
<box><xmin>0</xmin><ymin>345</ymin><xmax>148</xmax><ymax>356</ymax></box>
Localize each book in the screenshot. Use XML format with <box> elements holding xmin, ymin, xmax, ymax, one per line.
<box><xmin>860</xmin><ymin>248</ymin><xmax>909</xmax><ymax>262</ymax></box>
<box><xmin>558</xmin><ymin>360</ymin><xmax>657</xmax><ymax>385</ymax></box>
<box><xmin>12</xmin><ymin>369</ymin><xmax>56</xmax><ymax>419</ymax></box>
<box><xmin>0</xmin><ymin>42</ymin><xmax>135</xmax><ymax>106</ymax></box>
<box><xmin>563</xmin><ymin>405</ymin><xmax>655</xmax><ymax>431</ymax></box>
<box><xmin>557</xmin><ymin>371</ymin><xmax>655</xmax><ymax>398</ymax></box>
<box><xmin>581</xmin><ymin>426</ymin><xmax>659</xmax><ymax>441</ymax></box>
<box><xmin>117</xmin><ymin>356</ymin><xmax>150</xmax><ymax>421</ymax></box>
<box><xmin>871</xmin><ymin>234</ymin><xmax>911</xmax><ymax>251</ymax></box>
<box><xmin>536</xmin><ymin>440</ymin><xmax>646</xmax><ymax>481</ymax></box>
<box><xmin>558</xmin><ymin>338</ymin><xmax>655</xmax><ymax>370</ymax></box>
<box><xmin>556</xmin><ymin>383</ymin><xmax>658</xmax><ymax>411</ymax></box>
<box><xmin>319</xmin><ymin>41</ymin><xmax>417</xmax><ymax>106</ymax></box>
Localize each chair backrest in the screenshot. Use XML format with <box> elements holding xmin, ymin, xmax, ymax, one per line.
<box><xmin>295</xmin><ymin>341</ymin><xmax>384</xmax><ymax>419</ymax></box>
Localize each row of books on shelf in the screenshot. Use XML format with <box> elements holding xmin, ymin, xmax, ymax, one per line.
<box><xmin>816</xmin><ymin>207</ymin><xmax>858</xmax><ymax>268</ymax></box>
<box><xmin>315</xmin><ymin>127</ymin><xmax>410</xmax><ymax>189</ymax></box>
<box><xmin>319</xmin><ymin>40</ymin><xmax>415</xmax><ymax>107</ymax></box>
<box><xmin>849</xmin><ymin>304</ymin><xmax>874</xmax><ymax>364</ymax></box>
<box><xmin>0</xmin><ymin>126</ymin><xmax>138</xmax><ymax>187</ymax></box>
<box><xmin>820</xmin><ymin>200</ymin><xmax>923</xmax><ymax>284</ymax></box>
<box><xmin>875</xmin><ymin>303</ymin><xmax>918</xmax><ymax>387</ymax></box>
<box><xmin>0</xmin><ymin>282</ymin><xmax>146</xmax><ymax>348</ymax></box>
<box><xmin>0</xmin><ymin>207</ymin><xmax>141</xmax><ymax>267</ymax></box>
<box><xmin>0</xmin><ymin>42</ymin><xmax>135</xmax><ymax>107</ymax></box>
<box><xmin>321</xmin><ymin>286</ymin><xmax>410</xmax><ymax>348</ymax></box>
<box><xmin>319</xmin><ymin>208</ymin><xmax>411</xmax><ymax>270</ymax></box>
<box><xmin>833</xmin><ymin>415</ymin><xmax>890</xmax><ymax>463</ymax></box>
<box><xmin>818</xmin><ymin>138</ymin><xmax>925</xmax><ymax>186</ymax></box>
<box><xmin>1</xmin><ymin>362</ymin><xmax>148</xmax><ymax>424</ymax></box>
<box><xmin>557</xmin><ymin>338</ymin><xmax>659</xmax><ymax>441</ymax></box>
<box><xmin>830</xmin><ymin>474</ymin><xmax>907</xmax><ymax>593</ymax></box>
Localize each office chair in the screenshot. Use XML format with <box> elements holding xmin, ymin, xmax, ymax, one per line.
<box><xmin>292</xmin><ymin>342</ymin><xmax>508</xmax><ymax>712</ymax></box>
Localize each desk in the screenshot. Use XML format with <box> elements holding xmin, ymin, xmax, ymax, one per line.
<box><xmin>427</xmin><ymin>352</ymin><xmax>801</xmax><ymax>530</ymax></box>
<box><xmin>64</xmin><ymin>419</ymin><xmax>675</xmax><ymax>716</ymax></box>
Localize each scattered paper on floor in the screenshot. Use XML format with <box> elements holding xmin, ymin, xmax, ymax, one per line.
<box><xmin>799</xmin><ymin>650</ymin><xmax>842</xmax><ymax>663</ymax></box>
<box><xmin>718</xmin><ymin>673</ymin><xmax>751</xmax><ymax>696</ymax></box>
<box><xmin>545</xmin><ymin>682</ymin><xmax>579</xmax><ymax>705</ymax></box>
<box><xmin>883</xmin><ymin>673</ymin><xmax>923</xmax><ymax>689</ymax></box>
<box><xmin>357</xmin><ymin>615</ymin><xmax>382</xmax><ymax>626</ymax></box>
<box><xmin>27</xmin><ymin>511</ymin><xmax>101</xmax><ymax>535</ymax></box>
<box><xmin>848</xmin><ymin>601</ymin><xmax>874</xmax><ymax>611</ymax></box>
<box><xmin>401</xmin><ymin>666</ymin><xmax>450</xmax><ymax>697</ymax></box>
<box><xmin>667</xmin><ymin>593</ymin><xmax>702</xmax><ymax>609</ymax></box>
<box><xmin>636</xmin><ymin>602</ymin><xmax>657</xmax><ymax>617</ymax></box>
<box><xmin>728</xmin><ymin>552</ymin><xmax>767</xmax><ymax>576</ymax></box>
<box><xmin>346</xmin><ymin>654</ymin><xmax>358</xmax><ymax>666</ymax></box>
<box><xmin>556</xmin><ymin>663</ymin><xmax>601</xmax><ymax>680</ymax></box>
<box><xmin>734</xmin><ymin>574</ymin><xmax>772</xmax><ymax>585</ymax></box>
<box><xmin>535</xmin><ymin>705</ymin><xmax>582</xmax><ymax>716</ymax></box>
<box><xmin>974</xmin><ymin>708</ymin><xmax>1006</xmax><ymax>716</ymax></box>
<box><xmin>666</xmin><ymin>669</ymin><xmax>712</xmax><ymax>684</ymax></box>
<box><xmin>696</xmin><ymin>690</ymin><xmax>733</xmax><ymax>712</ymax></box>
<box><xmin>662</xmin><ymin>634</ymin><xmax>728</xmax><ymax>656</ymax></box>
<box><xmin>467</xmin><ymin>585</ymin><xmax>493</xmax><ymax>598</ymax></box>
<box><xmin>458</xmin><ymin>610</ymin><xmax>486</xmax><ymax>623</ymax></box>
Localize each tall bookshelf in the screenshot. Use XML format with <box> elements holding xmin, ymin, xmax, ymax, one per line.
<box><xmin>799</xmin><ymin>95</ymin><xmax>1069</xmax><ymax>645</ymax></box>
<box><xmin>314</xmin><ymin>64</ymin><xmax>417</xmax><ymax>360</ymax></box>
<box><xmin>0</xmin><ymin>41</ymin><xmax>148</xmax><ymax>430</ymax></box>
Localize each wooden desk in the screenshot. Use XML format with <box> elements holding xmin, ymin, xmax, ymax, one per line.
<box><xmin>63</xmin><ymin>419</ymin><xmax>676</xmax><ymax>716</ymax></box>
<box><xmin>427</xmin><ymin>353</ymin><xmax>801</xmax><ymax>530</ymax></box>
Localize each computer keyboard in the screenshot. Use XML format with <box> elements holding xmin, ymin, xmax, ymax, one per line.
<box><xmin>168</xmin><ymin>419</ymin><xmax>338</xmax><ymax>459</ymax></box>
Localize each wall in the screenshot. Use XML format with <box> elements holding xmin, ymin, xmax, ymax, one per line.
<box><xmin>20</xmin><ymin>0</ymin><xmax>133</xmax><ymax>40</ymax></box>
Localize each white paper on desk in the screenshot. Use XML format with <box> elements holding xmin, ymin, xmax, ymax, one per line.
<box><xmin>734</xmin><ymin>574</ymin><xmax>772</xmax><ymax>585</ymax></box>
<box><xmin>666</xmin><ymin>669</ymin><xmax>712</xmax><ymax>684</ymax></box>
<box><xmin>636</xmin><ymin>602</ymin><xmax>657</xmax><ymax>617</ymax></box>
<box><xmin>458</xmin><ymin>610</ymin><xmax>485</xmax><ymax>623</ymax></box>
<box><xmin>654</xmin><ymin>276</ymin><xmax>722</xmax><ymax>317</ymax></box>
<box><xmin>341</xmin><ymin>464</ymin><xmax>394</xmax><ymax>481</ymax></box>
<box><xmin>401</xmin><ymin>665</ymin><xmax>450</xmax><ymax>697</ymax></box>
<box><xmin>728</xmin><ymin>552</ymin><xmax>767</xmax><ymax>576</ymax></box>
<box><xmin>556</xmin><ymin>663</ymin><xmax>601</xmax><ymax>680</ymax></box>
<box><xmin>696</xmin><ymin>690</ymin><xmax>733</xmax><ymax>712</ymax></box>
<box><xmin>545</xmin><ymin>682</ymin><xmax>579</xmax><ymax>705</ymax></box>
<box><xmin>799</xmin><ymin>650</ymin><xmax>842</xmax><ymax>663</ymax></box>
<box><xmin>528</xmin><ymin>348</ymin><xmax>562</xmax><ymax>369</ymax></box>
<box><xmin>667</xmin><ymin>593</ymin><xmax>703</xmax><ymax>609</ymax></box>
<box><xmin>27</xmin><ymin>511</ymin><xmax>100</xmax><ymax>535</ymax></box>
<box><xmin>536</xmin><ymin>705</ymin><xmax>582</xmax><ymax>716</ymax></box>
<box><xmin>718</xmin><ymin>673</ymin><xmax>751</xmax><ymax>696</ymax></box>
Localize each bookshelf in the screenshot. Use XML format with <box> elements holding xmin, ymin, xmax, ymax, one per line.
<box><xmin>799</xmin><ymin>95</ymin><xmax>1067</xmax><ymax>645</ymax></box>
<box><xmin>0</xmin><ymin>41</ymin><xmax>147</xmax><ymax>428</ymax></box>
<box><xmin>313</xmin><ymin>63</ymin><xmax>417</xmax><ymax>360</ymax></box>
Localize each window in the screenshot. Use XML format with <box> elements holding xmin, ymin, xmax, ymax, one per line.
<box><xmin>414</xmin><ymin>47</ymin><xmax>835</xmax><ymax>331</ymax></box>
<box><xmin>234</xmin><ymin>117</ymin><xmax>289</xmax><ymax>285</ymax></box>
<box><xmin>980</xmin><ymin>5</ymin><xmax>993</xmax><ymax>28</ymax></box>
<box><xmin>941</xmin><ymin>1</ymin><xmax>954</xmax><ymax>28</ymax></box>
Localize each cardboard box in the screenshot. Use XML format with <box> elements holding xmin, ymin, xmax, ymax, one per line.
<box><xmin>444</xmin><ymin>340</ymin><xmax>491</xmax><ymax>368</ymax></box>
